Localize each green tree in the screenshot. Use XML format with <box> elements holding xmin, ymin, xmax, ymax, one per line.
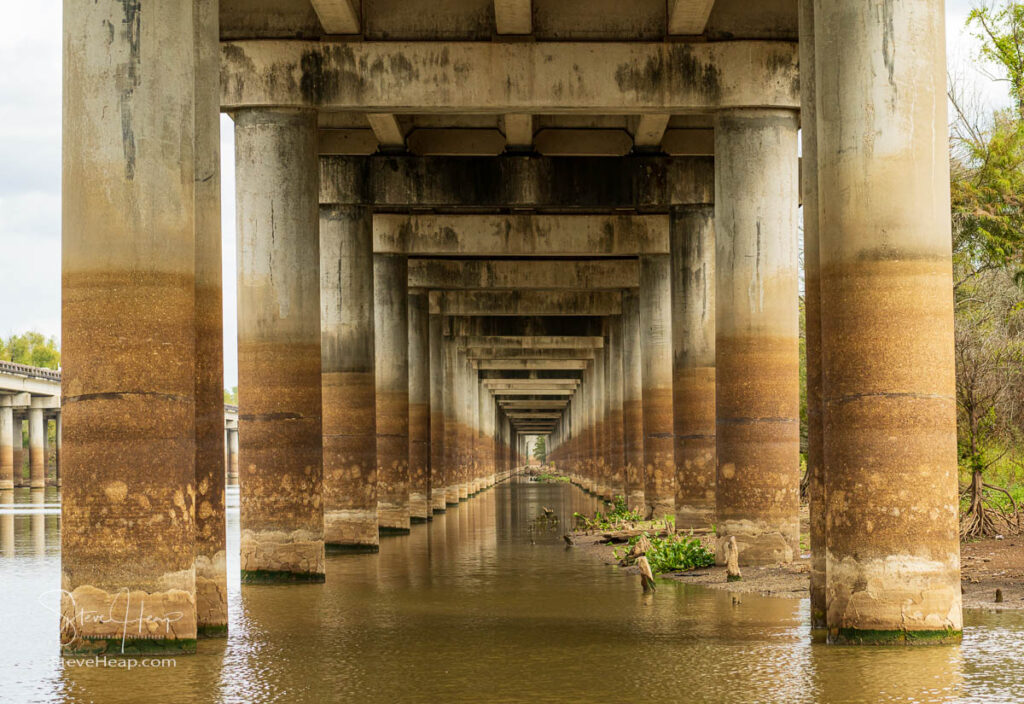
<box><xmin>0</xmin><ymin>331</ymin><xmax>60</xmax><ymax>369</ymax></box>
<box><xmin>532</xmin><ymin>435</ymin><xmax>547</xmax><ymax>464</ymax></box>
<box><xmin>224</xmin><ymin>386</ymin><xmax>238</xmax><ymax>405</ymax></box>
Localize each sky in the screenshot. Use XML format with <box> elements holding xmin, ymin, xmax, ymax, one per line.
<box><xmin>0</xmin><ymin>0</ymin><xmax>1012</xmax><ymax>388</ymax></box>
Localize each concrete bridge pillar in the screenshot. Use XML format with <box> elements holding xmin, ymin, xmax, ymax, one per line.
<box><xmin>408</xmin><ymin>291</ymin><xmax>431</xmax><ymax>522</ymax></box>
<box><xmin>714</xmin><ymin>108</ymin><xmax>801</xmax><ymax>566</ymax></box>
<box><xmin>622</xmin><ymin>291</ymin><xmax>645</xmax><ymax>513</ymax></box>
<box><xmin>226</xmin><ymin>427</ymin><xmax>239</xmax><ymax>486</ymax></box>
<box><xmin>13</xmin><ymin>417</ymin><xmax>24</xmax><ymax>487</ymax></box>
<box><xmin>61</xmin><ymin>0</ymin><xmax>198</xmax><ymax>652</ymax></box>
<box><xmin>193</xmin><ymin>0</ymin><xmax>226</xmax><ymax>636</ymax></box>
<box><xmin>235</xmin><ymin>107</ymin><xmax>324</xmax><ymax>582</ymax></box>
<box><xmin>321</xmin><ymin>201</ymin><xmax>379</xmax><ymax>550</ymax></box>
<box><xmin>374</xmin><ymin>253</ymin><xmax>411</xmax><ymax>533</ymax></box>
<box><xmin>817</xmin><ymin>0</ymin><xmax>961</xmax><ymax>644</ymax></box>
<box><xmin>54</xmin><ymin>412</ymin><xmax>61</xmax><ymax>488</ymax></box>
<box><xmin>640</xmin><ymin>254</ymin><xmax>676</xmax><ymax>520</ymax></box>
<box><xmin>671</xmin><ymin>205</ymin><xmax>717</xmax><ymax>528</ymax></box>
<box><xmin>800</xmin><ymin>0</ymin><xmax>826</xmax><ymax>633</ymax></box>
<box><xmin>607</xmin><ymin>315</ymin><xmax>626</xmax><ymax>499</ymax></box>
<box><xmin>0</xmin><ymin>404</ymin><xmax>12</xmax><ymax>490</ymax></box>
<box><xmin>28</xmin><ymin>407</ymin><xmax>45</xmax><ymax>489</ymax></box>
<box><xmin>443</xmin><ymin>331</ymin><xmax>461</xmax><ymax>505</ymax></box>
<box><xmin>593</xmin><ymin>337</ymin><xmax>609</xmax><ymax>499</ymax></box>
<box><xmin>428</xmin><ymin>314</ymin><xmax>447</xmax><ymax>512</ymax></box>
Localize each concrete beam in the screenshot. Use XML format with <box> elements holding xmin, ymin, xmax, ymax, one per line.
<box><xmin>634</xmin><ymin>114</ymin><xmax>671</xmax><ymax>149</ymax></box>
<box><xmin>0</xmin><ymin>392</ymin><xmax>31</xmax><ymax>407</ymax></box>
<box><xmin>463</xmin><ymin>336</ymin><xmax>604</xmax><ymax>349</ymax></box>
<box><xmin>378</xmin><ymin>214</ymin><xmax>667</xmax><ymax>256</ymax></box>
<box><xmin>407</xmin><ymin>128</ymin><xmax>505</xmax><ymax>156</ymax></box>
<box><xmin>506</xmin><ymin>413</ymin><xmax>562</xmax><ymax>419</ymax></box>
<box><xmin>366</xmin><ymin>114</ymin><xmax>404</xmax><ymax>149</ymax></box>
<box><xmin>662</xmin><ymin>128</ymin><xmax>715</xmax><ymax>156</ymax></box>
<box><xmin>431</xmin><ymin>290</ymin><xmax>622</xmax><ymax>316</ymax></box>
<box><xmin>409</xmin><ymin>259</ymin><xmax>638</xmax><ymax>290</ymax></box>
<box><xmin>475</xmin><ymin>360</ymin><xmax>588</xmax><ymax>370</ymax></box>
<box><xmin>492</xmin><ymin>389</ymin><xmax>574</xmax><ymax>396</ymax></box>
<box><xmin>668</xmin><ymin>0</ymin><xmax>717</xmax><ymax>35</ymax></box>
<box><xmin>311</xmin><ymin>0</ymin><xmax>360</xmax><ymax>35</ymax></box>
<box><xmin>320</xmin><ymin>154</ymin><xmax>713</xmax><ymax>208</ymax></box>
<box><xmin>534</xmin><ymin>129</ymin><xmax>632</xmax><ymax>156</ymax></box>
<box><xmin>498</xmin><ymin>400</ymin><xmax>569</xmax><ymax>408</ymax></box>
<box><xmin>466</xmin><ymin>349</ymin><xmax>595</xmax><ymax>360</ymax></box>
<box><xmin>483</xmin><ymin>379</ymin><xmax>579</xmax><ymax>388</ymax></box>
<box><xmin>319</xmin><ymin>128</ymin><xmax>377</xmax><ymax>155</ymax></box>
<box><xmin>222</xmin><ymin>41</ymin><xmax>800</xmax><ymax>113</ymax></box>
<box><xmin>494</xmin><ymin>0</ymin><xmax>532</xmax><ymax>34</ymax></box>
<box><xmin>503</xmin><ymin>114</ymin><xmax>533</xmax><ymax>151</ymax></box>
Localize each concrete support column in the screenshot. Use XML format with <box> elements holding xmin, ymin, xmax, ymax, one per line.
<box><xmin>408</xmin><ymin>291</ymin><xmax>431</xmax><ymax>521</ymax></box>
<box><xmin>321</xmin><ymin>203</ymin><xmax>378</xmax><ymax>550</ymax></box>
<box><xmin>607</xmin><ymin>316</ymin><xmax>626</xmax><ymax>498</ymax></box>
<box><xmin>443</xmin><ymin>331</ymin><xmax>461</xmax><ymax>505</ymax></box>
<box><xmin>671</xmin><ymin>205</ymin><xmax>717</xmax><ymax>528</ymax></box>
<box><xmin>193</xmin><ymin>0</ymin><xmax>226</xmax><ymax>636</ymax></box>
<box><xmin>622</xmin><ymin>290</ymin><xmax>645</xmax><ymax>512</ymax></box>
<box><xmin>374</xmin><ymin>253</ymin><xmax>411</xmax><ymax>533</ymax></box>
<box><xmin>62</xmin><ymin>0</ymin><xmax>197</xmax><ymax>652</ymax></box>
<box><xmin>639</xmin><ymin>254</ymin><xmax>676</xmax><ymax>519</ymax></box>
<box><xmin>236</xmin><ymin>108</ymin><xmax>324</xmax><ymax>582</ymax></box>
<box><xmin>28</xmin><ymin>407</ymin><xmax>45</xmax><ymax>489</ymax></box>
<box><xmin>54</xmin><ymin>412</ymin><xmax>61</xmax><ymax>487</ymax></box>
<box><xmin>714</xmin><ymin>108</ymin><xmax>800</xmax><ymax>565</ymax></box>
<box><xmin>800</xmin><ymin>0</ymin><xmax>826</xmax><ymax>632</ymax></box>
<box><xmin>593</xmin><ymin>343</ymin><xmax>608</xmax><ymax>499</ymax></box>
<box><xmin>227</xmin><ymin>428</ymin><xmax>239</xmax><ymax>485</ymax></box>
<box><xmin>13</xmin><ymin>419</ymin><xmax>24</xmax><ymax>487</ymax></box>
<box><xmin>0</xmin><ymin>404</ymin><xmax>13</xmax><ymax>490</ymax></box>
<box><xmin>428</xmin><ymin>314</ymin><xmax>447</xmax><ymax>512</ymax></box>
<box><xmin>817</xmin><ymin>0</ymin><xmax>961</xmax><ymax>643</ymax></box>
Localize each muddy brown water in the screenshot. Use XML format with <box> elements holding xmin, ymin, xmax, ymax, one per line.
<box><xmin>1</xmin><ymin>481</ymin><xmax>1023</xmax><ymax>703</ymax></box>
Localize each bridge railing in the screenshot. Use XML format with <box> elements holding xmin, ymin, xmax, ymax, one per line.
<box><xmin>0</xmin><ymin>360</ymin><xmax>62</xmax><ymax>381</ymax></box>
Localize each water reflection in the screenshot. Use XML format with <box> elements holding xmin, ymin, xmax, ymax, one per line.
<box><xmin>0</xmin><ymin>481</ymin><xmax>1022</xmax><ymax>703</ymax></box>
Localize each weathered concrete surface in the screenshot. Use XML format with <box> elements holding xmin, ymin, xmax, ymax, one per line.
<box><xmin>0</xmin><ymin>404</ymin><xmax>12</xmax><ymax>490</ymax></box>
<box><xmin>799</xmin><ymin>0</ymin><xmax>826</xmax><ymax>633</ymax></box>
<box><xmin>817</xmin><ymin>0</ymin><xmax>961</xmax><ymax>644</ymax></box>
<box><xmin>380</xmin><ymin>214</ymin><xmax>667</xmax><ymax>257</ymax></box>
<box><xmin>236</xmin><ymin>108</ymin><xmax>324</xmax><ymax>582</ymax></box>
<box><xmin>607</xmin><ymin>317</ymin><xmax>626</xmax><ymax>498</ymax></box>
<box><xmin>639</xmin><ymin>255</ymin><xmax>676</xmax><ymax>519</ymax></box>
<box><xmin>443</xmin><ymin>333</ymin><xmax>461</xmax><ymax>505</ymax></box>
<box><xmin>408</xmin><ymin>292</ymin><xmax>431</xmax><ymax>522</ymax></box>
<box><xmin>28</xmin><ymin>407</ymin><xmax>44</xmax><ymax>489</ymax></box>
<box><xmin>714</xmin><ymin>108</ymin><xmax>800</xmax><ymax>566</ymax></box>
<box><xmin>670</xmin><ymin>205</ymin><xmax>716</xmax><ymax>528</ymax></box>
<box><xmin>408</xmin><ymin>259</ymin><xmax>638</xmax><ymax>290</ymax></box>
<box><xmin>320</xmin><ymin>155</ymin><xmax>713</xmax><ymax>209</ymax></box>
<box><xmin>374</xmin><ymin>254</ymin><xmax>411</xmax><ymax>533</ymax></box>
<box><xmin>622</xmin><ymin>291</ymin><xmax>646</xmax><ymax>513</ymax></box>
<box><xmin>428</xmin><ymin>314</ymin><xmax>447</xmax><ymax>512</ymax></box>
<box><xmin>433</xmin><ymin>291</ymin><xmax>622</xmax><ymax>317</ymax></box>
<box><xmin>221</xmin><ymin>40</ymin><xmax>799</xmax><ymax>113</ymax></box>
<box><xmin>321</xmin><ymin>203</ymin><xmax>379</xmax><ymax>550</ymax></box>
<box><xmin>468</xmin><ymin>336</ymin><xmax>602</xmax><ymax>350</ymax></box>
<box><xmin>194</xmin><ymin>0</ymin><xmax>227</xmax><ymax>636</ymax></box>
<box><xmin>227</xmin><ymin>428</ymin><xmax>239</xmax><ymax>485</ymax></box>
<box><xmin>593</xmin><ymin>341</ymin><xmax>608</xmax><ymax>498</ymax></box>
<box><xmin>467</xmin><ymin>349</ymin><xmax>595</xmax><ymax>361</ymax></box>
<box><xmin>61</xmin><ymin>0</ymin><xmax>197</xmax><ymax>653</ymax></box>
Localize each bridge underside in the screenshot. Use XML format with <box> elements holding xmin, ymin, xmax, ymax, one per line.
<box><xmin>59</xmin><ymin>0</ymin><xmax>960</xmax><ymax>653</ymax></box>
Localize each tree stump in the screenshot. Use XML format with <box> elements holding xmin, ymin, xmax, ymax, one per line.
<box><xmin>726</xmin><ymin>536</ymin><xmax>742</xmax><ymax>582</ymax></box>
<box><xmin>637</xmin><ymin>556</ymin><xmax>656</xmax><ymax>592</ymax></box>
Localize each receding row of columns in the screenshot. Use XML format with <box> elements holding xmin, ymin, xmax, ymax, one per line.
<box><xmin>0</xmin><ymin>403</ymin><xmax>61</xmax><ymax>490</ymax></box>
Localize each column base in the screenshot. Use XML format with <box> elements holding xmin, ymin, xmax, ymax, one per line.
<box><xmin>410</xmin><ymin>493</ymin><xmax>429</xmax><ymax>521</ymax></box>
<box><xmin>715</xmin><ymin>518</ymin><xmax>798</xmax><ymax>566</ymax></box>
<box><xmin>645</xmin><ymin>500</ymin><xmax>674</xmax><ymax>521</ymax></box>
<box><xmin>674</xmin><ymin>505</ymin><xmax>714</xmax><ymax>530</ymax></box>
<box><xmin>240</xmin><ymin>528</ymin><xmax>325</xmax><ymax>580</ymax></box>
<box><xmin>0</xmin><ymin>480</ymin><xmax>12</xmax><ymax>491</ymax></box>
<box><xmin>446</xmin><ymin>486</ymin><xmax>460</xmax><ymax>505</ymax></box>
<box><xmin>325</xmin><ymin>509</ymin><xmax>380</xmax><ymax>550</ymax></box>
<box><xmin>458</xmin><ymin>483</ymin><xmax>469</xmax><ymax>501</ymax></box>
<box><xmin>197</xmin><ymin>625</ymin><xmax>229</xmax><ymax>638</ymax></box>
<box><xmin>827</xmin><ymin>628</ymin><xmax>961</xmax><ymax>646</ymax></box>
<box><xmin>627</xmin><ymin>491</ymin><xmax>645</xmax><ymax>514</ymax></box>
<box><xmin>195</xmin><ymin>551</ymin><xmax>227</xmax><ymax>638</ymax></box>
<box><xmin>377</xmin><ymin>502</ymin><xmax>411</xmax><ymax>532</ymax></box>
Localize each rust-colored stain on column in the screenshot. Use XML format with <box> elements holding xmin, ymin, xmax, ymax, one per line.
<box><xmin>376</xmin><ymin>389</ymin><xmax>411</xmax><ymax>532</ymax></box>
<box><xmin>323</xmin><ymin>371</ymin><xmax>378</xmax><ymax>549</ymax></box>
<box><xmin>409</xmin><ymin>401</ymin><xmax>430</xmax><ymax>520</ymax></box>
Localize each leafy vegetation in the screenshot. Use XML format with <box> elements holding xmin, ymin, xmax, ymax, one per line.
<box><xmin>224</xmin><ymin>386</ymin><xmax>238</xmax><ymax>405</ymax></box>
<box><xmin>532</xmin><ymin>436</ymin><xmax>547</xmax><ymax>464</ymax></box>
<box><xmin>0</xmin><ymin>331</ymin><xmax>60</xmax><ymax>369</ymax></box>
<box><xmin>613</xmin><ymin>531</ymin><xmax>715</xmax><ymax>574</ymax></box>
<box><xmin>573</xmin><ymin>495</ymin><xmax>644</xmax><ymax>530</ymax></box>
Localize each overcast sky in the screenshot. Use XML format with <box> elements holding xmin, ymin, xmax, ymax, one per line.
<box><xmin>0</xmin><ymin>1</ymin><xmax>1010</xmax><ymax>388</ymax></box>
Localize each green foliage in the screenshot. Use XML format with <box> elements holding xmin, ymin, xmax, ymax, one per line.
<box><xmin>0</xmin><ymin>331</ymin><xmax>60</xmax><ymax>369</ymax></box>
<box><xmin>224</xmin><ymin>386</ymin><xmax>238</xmax><ymax>405</ymax></box>
<box><xmin>614</xmin><ymin>531</ymin><xmax>716</xmax><ymax>574</ymax></box>
<box><xmin>534</xmin><ymin>472</ymin><xmax>569</xmax><ymax>483</ymax></box>
<box><xmin>573</xmin><ymin>495</ymin><xmax>644</xmax><ymax>530</ymax></box>
<box><xmin>532</xmin><ymin>435</ymin><xmax>547</xmax><ymax>463</ymax></box>
<box><xmin>969</xmin><ymin>2</ymin><xmax>1024</xmax><ymax>117</ymax></box>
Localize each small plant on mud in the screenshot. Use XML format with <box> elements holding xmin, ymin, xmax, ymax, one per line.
<box><xmin>615</xmin><ymin>531</ymin><xmax>715</xmax><ymax>574</ymax></box>
<box><xmin>573</xmin><ymin>496</ymin><xmax>643</xmax><ymax>530</ymax></box>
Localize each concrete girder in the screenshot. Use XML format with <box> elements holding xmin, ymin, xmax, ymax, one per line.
<box><xmin>474</xmin><ymin>360</ymin><xmax>588</xmax><ymax>370</ymax></box>
<box><xmin>380</xmin><ymin>215</ymin><xmax>666</xmax><ymax>256</ymax></box>
<box><xmin>498</xmin><ymin>401</ymin><xmax>569</xmax><ymax>409</ymax></box>
<box><xmin>494</xmin><ymin>0</ymin><xmax>532</xmax><ymax>34</ymax></box>
<box><xmin>221</xmin><ymin>40</ymin><xmax>799</xmax><ymax>114</ymax></box>
<box><xmin>366</xmin><ymin>114</ymin><xmax>405</xmax><ymax>149</ymax></box>
<box><xmin>505</xmin><ymin>413</ymin><xmax>562</xmax><ymax>420</ymax></box>
<box><xmin>634</xmin><ymin>114</ymin><xmax>671</xmax><ymax>149</ymax></box>
<box><xmin>668</xmin><ymin>0</ymin><xmax>717</xmax><ymax>35</ymax></box>
<box><xmin>465</xmin><ymin>349</ymin><xmax>595</xmax><ymax>361</ymax></box>
<box><xmin>408</xmin><ymin>259</ymin><xmax>638</xmax><ymax>290</ymax></box>
<box><xmin>462</xmin><ymin>336</ymin><xmax>603</xmax><ymax>349</ymax></box>
<box><xmin>503</xmin><ymin>114</ymin><xmax>533</xmax><ymax>150</ymax></box>
<box><xmin>431</xmin><ymin>290</ymin><xmax>622</xmax><ymax>316</ymax></box>
<box><xmin>320</xmin><ymin>155</ymin><xmax>713</xmax><ymax>208</ymax></box>
<box><xmin>310</xmin><ymin>0</ymin><xmax>360</xmax><ymax>35</ymax></box>
<box><xmin>491</xmin><ymin>390</ymin><xmax>575</xmax><ymax>396</ymax></box>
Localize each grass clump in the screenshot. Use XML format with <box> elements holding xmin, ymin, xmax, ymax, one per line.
<box><xmin>573</xmin><ymin>495</ymin><xmax>643</xmax><ymax>530</ymax></box>
<box><xmin>613</xmin><ymin>531</ymin><xmax>715</xmax><ymax>574</ymax></box>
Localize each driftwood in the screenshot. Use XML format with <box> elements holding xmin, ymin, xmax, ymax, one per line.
<box><xmin>601</xmin><ymin>526</ymin><xmax>713</xmax><ymax>543</ymax></box>
<box><xmin>725</xmin><ymin>536</ymin><xmax>742</xmax><ymax>582</ymax></box>
<box><xmin>637</xmin><ymin>556</ymin><xmax>656</xmax><ymax>592</ymax></box>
